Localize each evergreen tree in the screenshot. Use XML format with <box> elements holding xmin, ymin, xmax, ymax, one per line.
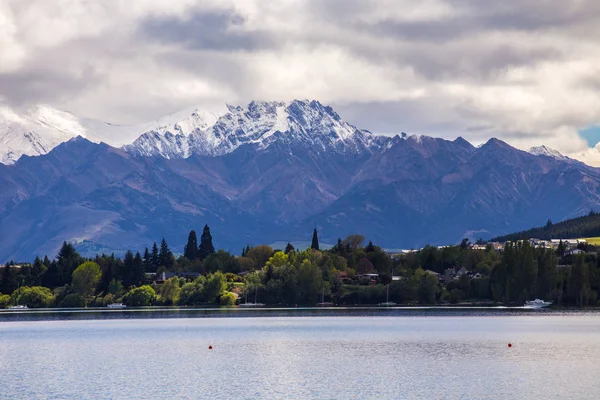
<box><xmin>284</xmin><ymin>242</ymin><xmax>295</xmax><ymax>254</ymax></box>
<box><xmin>133</xmin><ymin>252</ymin><xmax>145</xmax><ymax>287</ymax></box>
<box><xmin>143</xmin><ymin>247</ymin><xmax>151</xmax><ymax>272</ymax></box>
<box><xmin>198</xmin><ymin>225</ymin><xmax>215</xmax><ymax>260</ymax></box>
<box><xmin>123</xmin><ymin>250</ymin><xmax>136</xmax><ymax>287</ymax></box>
<box><xmin>151</xmin><ymin>242</ymin><xmax>159</xmax><ymax>272</ymax></box>
<box><xmin>56</xmin><ymin>242</ymin><xmax>82</xmax><ymax>287</ymax></box>
<box><xmin>31</xmin><ymin>257</ymin><xmax>47</xmax><ymax>286</ymax></box>
<box><xmin>311</xmin><ymin>228</ymin><xmax>319</xmax><ymax>251</ymax></box>
<box><xmin>159</xmin><ymin>238</ymin><xmax>174</xmax><ymax>269</ymax></box>
<box><xmin>184</xmin><ymin>230</ymin><xmax>198</xmax><ymax>260</ymax></box>
<box><xmin>366</xmin><ymin>241</ymin><xmax>375</xmax><ymax>253</ymax></box>
<box><xmin>1</xmin><ymin>263</ymin><xmax>15</xmax><ymax>294</ymax></box>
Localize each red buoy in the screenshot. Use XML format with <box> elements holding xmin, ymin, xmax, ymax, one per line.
<box><xmin>508</xmin><ymin>343</ymin><xmax>512</xmax><ymax>348</ymax></box>
<box><xmin>209</xmin><ymin>345</ymin><xmax>213</xmax><ymax>350</ymax></box>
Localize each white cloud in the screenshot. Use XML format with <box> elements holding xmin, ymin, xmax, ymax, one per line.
<box><xmin>1</xmin><ymin>0</ymin><xmax>600</xmax><ymax>164</ymax></box>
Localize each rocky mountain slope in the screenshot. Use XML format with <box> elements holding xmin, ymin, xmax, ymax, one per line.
<box><xmin>1</xmin><ymin>100</ymin><xmax>599</xmax><ymax>260</ymax></box>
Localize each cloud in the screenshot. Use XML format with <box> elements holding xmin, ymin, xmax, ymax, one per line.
<box><xmin>1</xmin><ymin>0</ymin><xmax>600</xmax><ymax>164</ymax></box>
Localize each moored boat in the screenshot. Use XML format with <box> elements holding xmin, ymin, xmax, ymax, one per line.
<box><xmin>107</xmin><ymin>303</ymin><xmax>127</xmax><ymax>309</ymax></box>
<box><xmin>524</xmin><ymin>299</ymin><xmax>552</xmax><ymax>309</ymax></box>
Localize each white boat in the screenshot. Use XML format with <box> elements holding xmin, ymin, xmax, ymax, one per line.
<box><xmin>8</xmin><ymin>304</ymin><xmax>28</xmax><ymax>310</ymax></box>
<box><xmin>379</xmin><ymin>284</ymin><xmax>396</xmax><ymax>306</ymax></box>
<box><xmin>107</xmin><ymin>303</ymin><xmax>126</xmax><ymax>309</ymax></box>
<box><xmin>524</xmin><ymin>299</ymin><xmax>552</xmax><ymax>309</ymax></box>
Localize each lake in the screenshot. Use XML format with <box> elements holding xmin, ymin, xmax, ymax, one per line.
<box><xmin>1</xmin><ymin>309</ymin><xmax>599</xmax><ymax>399</ymax></box>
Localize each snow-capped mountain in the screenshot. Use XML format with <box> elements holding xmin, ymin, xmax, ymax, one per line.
<box><xmin>124</xmin><ymin>100</ymin><xmax>385</xmax><ymax>159</ymax></box>
<box><xmin>528</xmin><ymin>145</ymin><xmax>565</xmax><ymax>159</ymax></box>
<box><xmin>0</xmin><ymin>104</ymin><xmax>144</xmax><ymax>164</ymax></box>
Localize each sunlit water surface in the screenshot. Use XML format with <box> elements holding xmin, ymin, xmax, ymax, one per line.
<box><xmin>1</xmin><ymin>310</ymin><xmax>599</xmax><ymax>399</ymax></box>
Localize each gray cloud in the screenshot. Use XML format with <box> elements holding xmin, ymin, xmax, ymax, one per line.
<box><xmin>1</xmin><ymin>0</ymin><xmax>600</xmax><ymax>163</ymax></box>
<box><xmin>139</xmin><ymin>9</ymin><xmax>274</xmax><ymax>51</ymax></box>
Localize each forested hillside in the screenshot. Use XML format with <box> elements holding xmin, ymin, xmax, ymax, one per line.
<box><xmin>491</xmin><ymin>212</ymin><xmax>600</xmax><ymax>242</ymax></box>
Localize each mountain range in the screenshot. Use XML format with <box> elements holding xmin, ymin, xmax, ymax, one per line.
<box><xmin>1</xmin><ymin>100</ymin><xmax>600</xmax><ymax>261</ymax></box>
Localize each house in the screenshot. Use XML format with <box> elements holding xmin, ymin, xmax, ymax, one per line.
<box><xmin>456</xmin><ymin>267</ymin><xmax>468</xmax><ymax>277</ymax></box>
<box><xmin>424</xmin><ymin>270</ymin><xmax>441</xmax><ymax>281</ymax></box>
<box><xmin>472</xmin><ymin>272</ymin><xmax>482</xmax><ymax>279</ymax></box>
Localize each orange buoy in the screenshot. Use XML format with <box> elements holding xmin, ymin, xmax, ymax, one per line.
<box><xmin>209</xmin><ymin>345</ymin><xmax>213</xmax><ymax>350</ymax></box>
<box><xmin>508</xmin><ymin>343</ymin><xmax>512</xmax><ymax>348</ymax></box>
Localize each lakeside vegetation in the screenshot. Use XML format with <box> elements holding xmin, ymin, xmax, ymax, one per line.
<box><xmin>1</xmin><ymin>225</ymin><xmax>600</xmax><ymax>309</ymax></box>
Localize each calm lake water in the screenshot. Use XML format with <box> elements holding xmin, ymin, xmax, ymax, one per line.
<box><xmin>1</xmin><ymin>309</ymin><xmax>599</xmax><ymax>399</ymax></box>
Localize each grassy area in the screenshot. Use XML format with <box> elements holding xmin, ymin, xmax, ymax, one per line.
<box><xmin>581</xmin><ymin>237</ymin><xmax>600</xmax><ymax>245</ymax></box>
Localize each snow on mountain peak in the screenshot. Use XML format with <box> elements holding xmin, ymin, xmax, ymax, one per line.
<box><xmin>124</xmin><ymin>99</ymin><xmax>381</xmax><ymax>159</ymax></box>
<box><xmin>528</xmin><ymin>145</ymin><xmax>568</xmax><ymax>160</ymax></box>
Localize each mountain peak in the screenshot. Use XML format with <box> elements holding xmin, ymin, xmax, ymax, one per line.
<box><xmin>528</xmin><ymin>145</ymin><xmax>568</xmax><ymax>160</ymax></box>
<box><xmin>125</xmin><ymin>99</ymin><xmax>379</xmax><ymax>159</ymax></box>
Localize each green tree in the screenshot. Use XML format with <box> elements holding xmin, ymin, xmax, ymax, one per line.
<box><xmin>0</xmin><ymin>263</ymin><xmax>16</xmax><ymax>294</ymax></box>
<box><xmin>246</xmin><ymin>245</ymin><xmax>274</xmax><ymax>270</ymax></box>
<box><xmin>198</xmin><ymin>225</ymin><xmax>216</xmax><ymax>260</ymax></box>
<box><xmin>31</xmin><ymin>257</ymin><xmax>48</xmax><ymax>286</ymax></box>
<box><xmin>0</xmin><ymin>293</ymin><xmax>10</xmax><ymax>308</ymax></box>
<box><xmin>184</xmin><ymin>230</ymin><xmax>198</xmax><ymax>260</ymax></box>
<box><xmin>11</xmin><ymin>286</ymin><xmax>55</xmax><ymax>308</ymax></box>
<box><xmin>296</xmin><ymin>259</ymin><xmax>323</xmax><ymax>304</ymax></box>
<box><xmin>143</xmin><ymin>247</ymin><xmax>152</xmax><ymax>272</ymax></box>
<box><xmin>151</xmin><ymin>242</ymin><xmax>159</xmax><ymax>272</ymax></box>
<box><xmin>59</xmin><ymin>293</ymin><xmax>86</xmax><ymax>308</ymax></box>
<box><xmin>311</xmin><ymin>228</ymin><xmax>320</xmax><ymax>250</ymax></box>
<box><xmin>203</xmin><ymin>272</ymin><xmax>227</xmax><ymax>303</ymax></box>
<box><xmin>124</xmin><ymin>285</ymin><xmax>156</xmax><ymax>306</ymax></box>
<box><xmin>55</xmin><ymin>242</ymin><xmax>83</xmax><ymax>287</ymax></box>
<box><xmin>220</xmin><ymin>292</ymin><xmax>236</xmax><ymax>306</ymax></box>
<box><xmin>72</xmin><ymin>261</ymin><xmax>102</xmax><ymax>298</ymax></box>
<box><xmin>159</xmin><ymin>277</ymin><xmax>181</xmax><ymax>305</ymax></box>
<box><xmin>159</xmin><ymin>238</ymin><xmax>175</xmax><ymax>269</ymax></box>
<box><xmin>107</xmin><ymin>279</ymin><xmax>124</xmax><ymax>295</ymax></box>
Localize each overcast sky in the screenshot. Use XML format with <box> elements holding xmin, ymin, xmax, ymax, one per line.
<box><xmin>2</xmin><ymin>0</ymin><xmax>600</xmax><ymax>164</ymax></box>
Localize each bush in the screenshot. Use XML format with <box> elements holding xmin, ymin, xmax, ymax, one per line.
<box><xmin>220</xmin><ymin>292</ymin><xmax>236</xmax><ymax>306</ymax></box>
<box><xmin>59</xmin><ymin>293</ymin><xmax>86</xmax><ymax>308</ymax></box>
<box><xmin>11</xmin><ymin>286</ymin><xmax>55</xmax><ymax>308</ymax></box>
<box><xmin>124</xmin><ymin>285</ymin><xmax>156</xmax><ymax>306</ymax></box>
<box><xmin>0</xmin><ymin>294</ymin><xmax>10</xmax><ymax>308</ymax></box>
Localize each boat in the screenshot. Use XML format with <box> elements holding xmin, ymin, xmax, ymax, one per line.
<box><xmin>107</xmin><ymin>303</ymin><xmax>127</xmax><ymax>309</ymax></box>
<box><xmin>379</xmin><ymin>284</ymin><xmax>396</xmax><ymax>306</ymax></box>
<box><xmin>240</xmin><ymin>287</ymin><xmax>264</xmax><ymax>307</ymax></box>
<box><xmin>523</xmin><ymin>299</ymin><xmax>552</xmax><ymax>309</ymax></box>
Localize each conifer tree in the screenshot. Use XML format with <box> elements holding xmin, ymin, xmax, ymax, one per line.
<box><xmin>159</xmin><ymin>238</ymin><xmax>174</xmax><ymax>269</ymax></box>
<box><xmin>198</xmin><ymin>225</ymin><xmax>215</xmax><ymax>260</ymax></box>
<box><xmin>151</xmin><ymin>242</ymin><xmax>159</xmax><ymax>272</ymax></box>
<box><xmin>184</xmin><ymin>230</ymin><xmax>198</xmax><ymax>260</ymax></box>
<box><xmin>143</xmin><ymin>247</ymin><xmax>151</xmax><ymax>272</ymax></box>
<box><xmin>311</xmin><ymin>228</ymin><xmax>319</xmax><ymax>250</ymax></box>
<box><xmin>366</xmin><ymin>240</ymin><xmax>375</xmax><ymax>252</ymax></box>
<box><xmin>123</xmin><ymin>250</ymin><xmax>135</xmax><ymax>287</ymax></box>
<box><xmin>284</xmin><ymin>242</ymin><xmax>295</xmax><ymax>254</ymax></box>
<box><xmin>133</xmin><ymin>252</ymin><xmax>145</xmax><ymax>287</ymax></box>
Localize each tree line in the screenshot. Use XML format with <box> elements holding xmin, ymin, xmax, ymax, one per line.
<box><xmin>1</xmin><ymin>227</ymin><xmax>600</xmax><ymax>308</ymax></box>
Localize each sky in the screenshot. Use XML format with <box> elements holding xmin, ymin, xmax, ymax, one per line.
<box><xmin>1</xmin><ymin>0</ymin><xmax>600</xmax><ymax>164</ymax></box>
